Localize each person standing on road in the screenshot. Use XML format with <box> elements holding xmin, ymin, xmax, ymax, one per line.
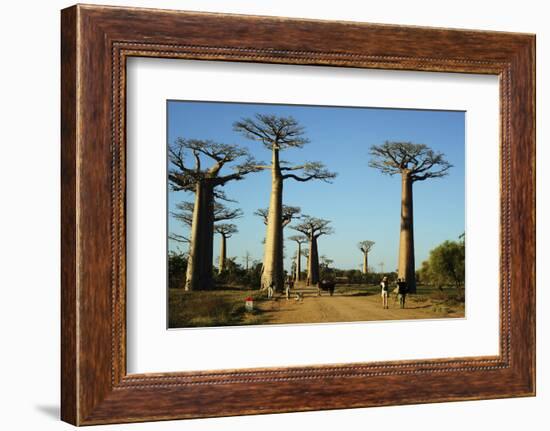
<box><xmin>396</xmin><ymin>278</ymin><xmax>408</xmax><ymax>309</ymax></box>
<box><xmin>285</xmin><ymin>276</ymin><xmax>293</xmax><ymax>300</ymax></box>
<box><xmin>380</xmin><ymin>276</ymin><xmax>389</xmax><ymax>309</ymax></box>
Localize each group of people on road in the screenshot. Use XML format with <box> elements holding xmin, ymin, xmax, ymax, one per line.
<box><xmin>380</xmin><ymin>276</ymin><xmax>408</xmax><ymax>309</ymax></box>
<box><xmin>270</xmin><ymin>274</ymin><xmax>408</xmax><ymax>309</ymax></box>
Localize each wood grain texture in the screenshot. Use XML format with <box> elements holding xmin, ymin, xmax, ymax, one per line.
<box><xmin>60</xmin><ymin>4</ymin><xmax>536</xmax><ymax>425</ymax></box>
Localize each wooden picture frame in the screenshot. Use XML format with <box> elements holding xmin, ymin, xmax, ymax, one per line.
<box><xmin>61</xmin><ymin>4</ymin><xmax>535</xmax><ymax>425</ymax></box>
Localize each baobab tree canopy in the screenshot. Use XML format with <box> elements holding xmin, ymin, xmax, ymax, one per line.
<box><xmin>292</xmin><ymin>216</ymin><xmax>334</xmax><ymax>239</ymax></box>
<box><xmin>233</xmin><ymin>114</ymin><xmax>310</xmax><ymax>150</ymax></box>
<box><xmin>255</xmin><ymin>205</ymin><xmax>301</xmax><ymax>227</ymax></box>
<box><xmin>169</xmin><ymin>138</ymin><xmax>263</xmax><ymax>190</ymax></box>
<box><xmin>358</xmin><ymin>240</ymin><xmax>375</xmax><ymax>253</ymax></box>
<box><xmin>369</xmin><ymin>141</ymin><xmax>452</xmax><ymax>181</ymax></box>
<box><xmin>214</xmin><ymin>223</ymin><xmax>238</xmax><ymax>237</ymax></box>
<box><xmin>369</xmin><ymin>141</ymin><xmax>452</xmax><ymax>293</ymax></box>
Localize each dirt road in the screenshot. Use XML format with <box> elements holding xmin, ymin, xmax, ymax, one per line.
<box><xmin>257</xmin><ymin>289</ymin><xmax>462</xmax><ymax>325</ymax></box>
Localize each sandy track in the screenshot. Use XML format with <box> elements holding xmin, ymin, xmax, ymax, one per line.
<box><xmin>257</xmin><ymin>290</ymin><xmax>460</xmax><ymax>325</ymax></box>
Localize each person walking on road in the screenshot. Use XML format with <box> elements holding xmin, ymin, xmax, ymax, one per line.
<box><xmin>380</xmin><ymin>276</ymin><xmax>389</xmax><ymax>309</ymax></box>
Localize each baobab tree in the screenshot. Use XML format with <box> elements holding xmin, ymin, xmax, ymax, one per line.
<box><xmin>288</xmin><ymin>235</ymin><xmax>307</xmax><ymax>282</ymax></box>
<box><xmin>255</xmin><ymin>205</ymin><xmax>302</xmax><ymax>228</ymax></box>
<box><xmin>234</xmin><ymin>114</ymin><xmax>336</xmax><ymax>292</ymax></box>
<box><xmin>292</xmin><ymin>216</ymin><xmax>334</xmax><ymax>286</ymax></box>
<box><xmin>369</xmin><ymin>141</ymin><xmax>452</xmax><ymax>293</ymax></box>
<box><xmin>358</xmin><ymin>240</ymin><xmax>375</xmax><ymax>274</ymax></box>
<box><xmin>169</xmin><ymin>138</ymin><xmax>260</xmax><ymax>290</ymax></box>
<box><xmin>242</xmin><ymin>251</ymin><xmax>252</xmax><ymax>271</ymax></box>
<box><xmin>172</xmin><ymin>201</ymin><xmax>242</xmax><ymax>288</ymax></box>
<box><xmin>215</xmin><ymin>224</ymin><xmax>238</xmax><ymax>273</ymax></box>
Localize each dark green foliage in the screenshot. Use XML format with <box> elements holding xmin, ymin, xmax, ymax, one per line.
<box><xmin>215</xmin><ymin>259</ymin><xmax>263</xmax><ymax>289</ymax></box>
<box><xmin>168</xmin><ymin>251</ymin><xmax>188</xmax><ymax>289</ymax></box>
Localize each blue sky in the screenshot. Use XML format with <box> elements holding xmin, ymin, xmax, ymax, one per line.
<box><xmin>167</xmin><ymin>100</ymin><xmax>465</xmax><ymax>272</ymax></box>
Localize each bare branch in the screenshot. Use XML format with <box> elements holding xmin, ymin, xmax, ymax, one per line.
<box><xmin>213</xmin><ymin>204</ymin><xmax>243</xmax><ymax>222</ymax></box>
<box><xmin>172</xmin><ymin>201</ymin><xmax>243</xmax><ymax>226</ymax></box>
<box><xmin>281</xmin><ymin>161</ymin><xmax>337</xmax><ymax>183</ymax></box>
<box><xmin>168</xmin><ymin>233</ymin><xmax>190</xmax><ymax>244</ymax></box>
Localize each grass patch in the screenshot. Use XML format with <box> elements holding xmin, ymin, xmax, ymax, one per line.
<box><xmin>168</xmin><ymin>288</ymin><xmax>267</xmax><ymax>328</ymax></box>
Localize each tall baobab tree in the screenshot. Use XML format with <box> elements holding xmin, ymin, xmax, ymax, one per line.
<box><xmin>215</xmin><ymin>224</ymin><xmax>238</xmax><ymax>273</ymax></box>
<box><xmin>292</xmin><ymin>216</ymin><xmax>334</xmax><ymax>286</ymax></box>
<box><xmin>369</xmin><ymin>141</ymin><xmax>452</xmax><ymax>293</ymax></box>
<box><xmin>169</xmin><ymin>138</ymin><xmax>260</xmax><ymax>290</ymax></box>
<box><xmin>358</xmin><ymin>240</ymin><xmax>375</xmax><ymax>274</ymax></box>
<box><xmin>288</xmin><ymin>235</ymin><xmax>307</xmax><ymax>282</ymax></box>
<box><xmin>234</xmin><ymin>114</ymin><xmax>336</xmax><ymax>292</ymax></box>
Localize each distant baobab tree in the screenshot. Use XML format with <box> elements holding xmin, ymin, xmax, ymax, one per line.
<box><xmin>234</xmin><ymin>114</ymin><xmax>336</xmax><ymax>292</ymax></box>
<box><xmin>358</xmin><ymin>240</ymin><xmax>375</xmax><ymax>274</ymax></box>
<box><xmin>215</xmin><ymin>224</ymin><xmax>238</xmax><ymax>273</ymax></box>
<box><xmin>242</xmin><ymin>251</ymin><xmax>252</xmax><ymax>271</ymax></box>
<box><xmin>292</xmin><ymin>216</ymin><xmax>334</xmax><ymax>286</ymax></box>
<box><xmin>369</xmin><ymin>141</ymin><xmax>452</xmax><ymax>293</ymax></box>
<box><xmin>254</xmin><ymin>205</ymin><xmax>301</xmax><ymax>228</ymax></box>
<box><xmin>288</xmin><ymin>235</ymin><xmax>307</xmax><ymax>282</ymax></box>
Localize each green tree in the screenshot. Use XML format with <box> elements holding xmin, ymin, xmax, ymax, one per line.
<box><xmin>168</xmin><ymin>251</ymin><xmax>188</xmax><ymax>289</ymax></box>
<box><xmin>421</xmin><ymin>237</ymin><xmax>465</xmax><ymax>288</ymax></box>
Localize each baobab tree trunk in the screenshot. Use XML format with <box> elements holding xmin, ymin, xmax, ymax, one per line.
<box><xmin>261</xmin><ymin>148</ymin><xmax>284</xmax><ymax>292</ymax></box>
<box><xmin>308</xmin><ymin>236</ymin><xmax>320</xmax><ymax>286</ymax></box>
<box><xmin>362</xmin><ymin>252</ymin><xmax>369</xmax><ymax>274</ymax></box>
<box><xmin>295</xmin><ymin>242</ymin><xmax>302</xmax><ymax>282</ymax></box>
<box><xmin>218</xmin><ymin>234</ymin><xmax>227</xmax><ymax>274</ymax></box>
<box><xmin>398</xmin><ymin>171</ymin><xmax>416</xmax><ymax>293</ymax></box>
<box><xmin>185</xmin><ymin>181</ymin><xmax>214</xmax><ymax>290</ymax></box>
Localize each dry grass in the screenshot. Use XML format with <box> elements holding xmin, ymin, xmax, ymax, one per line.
<box><xmin>168</xmin><ymin>289</ymin><xmax>267</xmax><ymax>328</ymax></box>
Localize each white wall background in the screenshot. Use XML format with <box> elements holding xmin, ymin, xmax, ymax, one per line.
<box><xmin>0</xmin><ymin>1</ymin><xmax>545</xmax><ymax>430</ymax></box>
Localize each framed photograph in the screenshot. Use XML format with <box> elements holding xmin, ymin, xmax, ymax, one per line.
<box><xmin>61</xmin><ymin>4</ymin><xmax>535</xmax><ymax>425</ymax></box>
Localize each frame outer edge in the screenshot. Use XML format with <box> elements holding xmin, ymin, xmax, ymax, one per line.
<box><xmin>61</xmin><ymin>4</ymin><xmax>536</xmax><ymax>424</ymax></box>
<box><xmin>61</xmin><ymin>5</ymin><xmax>79</xmax><ymax>426</ymax></box>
